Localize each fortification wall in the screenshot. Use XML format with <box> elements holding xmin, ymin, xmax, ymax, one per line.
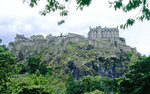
<box><xmin>30</xmin><ymin>35</ymin><xmax>44</xmax><ymax>40</ymax></box>
<box><xmin>88</xmin><ymin>39</ymin><xmax>111</xmax><ymax>50</ymax></box>
<box><xmin>88</xmin><ymin>39</ymin><xmax>136</xmax><ymax>54</ymax></box>
<box><xmin>9</xmin><ymin>33</ymin><xmax>136</xmax><ymax>58</ymax></box>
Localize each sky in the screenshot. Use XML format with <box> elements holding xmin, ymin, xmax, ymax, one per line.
<box><xmin>0</xmin><ymin>0</ymin><xmax>150</xmax><ymax>56</ymax></box>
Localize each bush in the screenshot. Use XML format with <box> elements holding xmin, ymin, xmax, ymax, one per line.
<box><xmin>0</xmin><ymin>44</ymin><xmax>18</xmax><ymax>93</ymax></box>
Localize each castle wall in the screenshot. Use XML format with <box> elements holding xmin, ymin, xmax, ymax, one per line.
<box><xmin>88</xmin><ymin>39</ymin><xmax>136</xmax><ymax>54</ymax></box>
<box><xmin>8</xmin><ymin>32</ymin><xmax>137</xmax><ymax>62</ymax></box>
<box><xmin>30</xmin><ymin>35</ymin><xmax>44</xmax><ymax>40</ymax></box>
<box><xmin>88</xmin><ymin>39</ymin><xmax>110</xmax><ymax>50</ymax></box>
<box><xmin>117</xmin><ymin>44</ymin><xmax>132</xmax><ymax>52</ymax></box>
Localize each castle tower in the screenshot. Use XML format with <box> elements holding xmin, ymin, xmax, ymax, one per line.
<box><xmin>96</xmin><ymin>26</ymin><xmax>102</xmax><ymax>39</ymax></box>
<box><xmin>88</xmin><ymin>26</ymin><xmax>125</xmax><ymax>45</ymax></box>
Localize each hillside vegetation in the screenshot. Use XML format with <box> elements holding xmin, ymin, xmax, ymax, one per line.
<box><xmin>1</xmin><ymin>35</ymin><xmax>149</xmax><ymax>94</ymax></box>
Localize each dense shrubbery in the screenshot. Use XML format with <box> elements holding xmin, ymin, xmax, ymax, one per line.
<box><xmin>8</xmin><ymin>74</ymin><xmax>66</xmax><ymax>94</ymax></box>
<box><xmin>27</xmin><ymin>56</ymin><xmax>50</xmax><ymax>75</ymax></box>
<box><xmin>0</xmin><ymin>40</ymin><xmax>66</xmax><ymax>94</ymax></box>
<box><xmin>0</xmin><ymin>43</ymin><xmax>18</xmax><ymax>93</ymax></box>
<box><xmin>117</xmin><ymin>56</ymin><xmax>150</xmax><ymax>94</ymax></box>
<box><xmin>19</xmin><ymin>48</ymin><xmax>52</xmax><ymax>76</ymax></box>
<box><xmin>66</xmin><ymin>73</ymin><xmax>105</xmax><ymax>94</ymax></box>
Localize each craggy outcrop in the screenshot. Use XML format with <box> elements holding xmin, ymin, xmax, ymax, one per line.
<box><xmin>8</xmin><ymin>33</ymin><xmax>137</xmax><ymax>80</ymax></box>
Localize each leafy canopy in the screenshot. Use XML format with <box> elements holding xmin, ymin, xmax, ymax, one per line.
<box><xmin>0</xmin><ymin>41</ymin><xmax>18</xmax><ymax>93</ymax></box>
<box><xmin>118</xmin><ymin>56</ymin><xmax>150</xmax><ymax>94</ymax></box>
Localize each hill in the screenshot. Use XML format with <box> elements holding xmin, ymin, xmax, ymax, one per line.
<box><xmin>8</xmin><ymin>33</ymin><xmax>137</xmax><ymax>79</ymax></box>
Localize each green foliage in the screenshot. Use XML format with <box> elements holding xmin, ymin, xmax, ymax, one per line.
<box><xmin>66</xmin><ymin>42</ymin><xmax>77</xmax><ymax>50</ymax></box>
<box><xmin>29</xmin><ymin>0</ymin><xmax>38</xmax><ymax>8</ymax></box>
<box><xmin>19</xmin><ymin>87</ymin><xmax>50</xmax><ymax>94</ymax></box>
<box><xmin>65</xmin><ymin>72</ymin><xmax>75</xmax><ymax>94</ymax></box>
<box><xmin>0</xmin><ymin>44</ymin><xmax>18</xmax><ymax>93</ymax></box>
<box><xmin>66</xmin><ymin>75</ymin><xmax>104</xmax><ymax>94</ymax></box>
<box><xmin>82</xmin><ymin>76</ymin><xmax>103</xmax><ymax>92</ymax></box>
<box><xmin>58</xmin><ymin>20</ymin><xmax>65</xmax><ymax>25</ymax></box>
<box><xmin>27</xmin><ymin>56</ymin><xmax>50</xmax><ymax>75</ymax></box>
<box><xmin>128</xmin><ymin>52</ymin><xmax>133</xmax><ymax>58</ymax></box>
<box><xmin>76</xmin><ymin>0</ymin><xmax>92</xmax><ymax>7</ymax></box>
<box><xmin>130</xmin><ymin>54</ymin><xmax>138</xmax><ymax>64</ymax></box>
<box><xmin>9</xmin><ymin>42</ymin><xmax>14</xmax><ymax>45</ymax></box>
<box><xmin>113</xmin><ymin>0</ymin><xmax>123</xmax><ymax>10</ymax></box>
<box><xmin>76</xmin><ymin>0</ymin><xmax>92</xmax><ymax>10</ymax></box>
<box><xmin>120</xmin><ymin>19</ymin><xmax>135</xmax><ymax>29</ymax></box>
<box><xmin>39</xmin><ymin>48</ymin><xmax>47</xmax><ymax>58</ymax></box>
<box><xmin>85</xmin><ymin>90</ymin><xmax>105</xmax><ymax>94</ymax></box>
<box><xmin>58</xmin><ymin>42</ymin><xmax>100</xmax><ymax>67</ymax></box>
<box><xmin>27</xmin><ymin>56</ymin><xmax>41</xmax><ymax>73</ymax></box>
<box><xmin>66</xmin><ymin>72</ymin><xmax>83</xmax><ymax>94</ymax></box>
<box><xmin>8</xmin><ymin>74</ymin><xmax>66</xmax><ymax>94</ymax></box>
<box><xmin>128</xmin><ymin>52</ymin><xmax>139</xmax><ymax>65</ymax></box>
<box><xmin>101</xmin><ymin>78</ymin><xmax>120</xmax><ymax>93</ymax></box>
<box><xmin>27</xmin><ymin>49</ymin><xmax>52</xmax><ymax>75</ymax></box>
<box><xmin>117</xmin><ymin>56</ymin><xmax>150</xmax><ymax>94</ymax></box>
<box><xmin>35</xmin><ymin>69</ymin><xmax>40</xmax><ymax>76</ymax></box>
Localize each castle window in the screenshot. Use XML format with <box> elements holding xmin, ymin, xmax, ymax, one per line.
<box><xmin>115</xmin><ymin>41</ymin><xmax>117</xmax><ymax>46</ymax></box>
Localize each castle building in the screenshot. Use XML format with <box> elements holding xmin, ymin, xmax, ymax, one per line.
<box><xmin>88</xmin><ymin>26</ymin><xmax>126</xmax><ymax>45</ymax></box>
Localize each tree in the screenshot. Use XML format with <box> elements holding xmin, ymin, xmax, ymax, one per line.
<box><xmin>0</xmin><ymin>43</ymin><xmax>18</xmax><ymax>93</ymax></box>
<box><xmin>82</xmin><ymin>75</ymin><xmax>94</xmax><ymax>92</ymax></box>
<box><xmin>27</xmin><ymin>56</ymin><xmax>48</xmax><ymax>74</ymax></box>
<box><xmin>66</xmin><ymin>75</ymin><xmax>104</xmax><ymax>94</ymax></box>
<box><xmin>24</xmin><ymin>0</ymin><xmax>150</xmax><ymax>28</ymax></box>
<box><xmin>27</xmin><ymin>49</ymin><xmax>49</xmax><ymax>75</ymax></box>
<box><xmin>118</xmin><ymin>56</ymin><xmax>150</xmax><ymax>94</ymax></box>
<box><xmin>9</xmin><ymin>74</ymin><xmax>51</xmax><ymax>94</ymax></box>
<box><xmin>27</xmin><ymin>56</ymin><xmax>41</xmax><ymax>73</ymax></box>
<box><xmin>65</xmin><ymin>72</ymin><xmax>83</xmax><ymax>94</ymax></box>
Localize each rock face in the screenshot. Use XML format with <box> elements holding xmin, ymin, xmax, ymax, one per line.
<box><xmin>65</xmin><ymin>50</ymin><xmax>130</xmax><ymax>80</ymax></box>
<box><xmin>8</xmin><ymin>33</ymin><xmax>137</xmax><ymax>80</ymax></box>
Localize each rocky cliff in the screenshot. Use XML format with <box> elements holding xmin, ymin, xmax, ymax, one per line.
<box><xmin>8</xmin><ymin>33</ymin><xmax>137</xmax><ymax>80</ymax></box>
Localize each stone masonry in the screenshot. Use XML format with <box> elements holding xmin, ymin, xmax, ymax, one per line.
<box><xmin>88</xmin><ymin>26</ymin><xmax>126</xmax><ymax>45</ymax></box>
